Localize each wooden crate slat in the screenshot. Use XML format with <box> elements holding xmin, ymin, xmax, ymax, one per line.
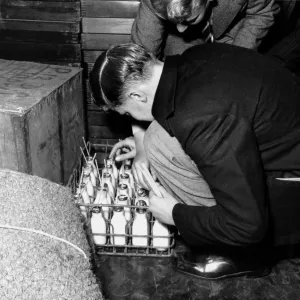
<box><xmin>0</xmin><ymin>1</ymin><xmax>80</xmax><ymax>22</ymax></box>
<box><xmin>87</xmin><ymin>110</ymin><xmax>133</xmax><ymax>126</ymax></box>
<box><xmin>82</xmin><ymin>33</ymin><xmax>131</xmax><ymax>50</ymax></box>
<box><xmin>82</xmin><ymin>62</ymin><xmax>95</xmax><ymax>77</ymax></box>
<box><xmin>45</xmin><ymin>61</ymin><xmax>81</xmax><ymax>67</ymax></box>
<box><xmin>0</xmin><ymin>30</ymin><xmax>79</xmax><ymax>44</ymax></box>
<box><xmin>0</xmin><ymin>19</ymin><xmax>80</xmax><ymax>33</ymax></box>
<box><xmin>82</xmin><ymin>0</ymin><xmax>138</xmax><ymax>2</ymax></box>
<box><xmin>86</xmin><ymin>89</ymin><xmax>102</xmax><ymax>111</ymax></box>
<box><xmin>82</xmin><ymin>18</ymin><xmax>134</xmax><ymax>34</ymax></box>
<box><xmin>14</xmin><ymin>0</ymin><xmax>79</xmax><ymax>2</ymax></box>
<box><xmin>88</xmin><ymin>101</ymin><xmax>103</xmax><ymax>111</ymax></box>
<box><xmin>0</xmin><ymin>41</ymin><xmax>81</xmax><ymax>63</ymax></box>
<box><xmin>82</xmin><ymin>1</ymin><xmax>139</xmax><ymax>18</ymax></box>
<box><xmin>87</xmin><ymin>111</ymin><xmax>132</xmax><ymax>139</ymax></box>
<box><xmin>88</xmin><ymin>111</ymin><xmax>109</xmax><ymax>126</ymax></box>
<box><xmin>88</xmin><ymin>125</ymin><xmax>131</xmax><ymax>139</ymax></box>
<box><xmin>89</xmin><ymin>137</ymin><xmax>120</xmax><ymax>147</ymax></box>
<box><xmin>83</xmin><ymin>50</ymin><xmax>104</xmax><ymax>63</ymax></box>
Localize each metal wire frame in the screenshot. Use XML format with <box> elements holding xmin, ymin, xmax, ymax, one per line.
<box><xmin>67</xmin><ymin>140</ymin><xmax>176</xmax><ymax>257</ymax></box>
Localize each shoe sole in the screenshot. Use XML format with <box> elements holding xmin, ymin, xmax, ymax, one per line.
<box><xmin>176</xmin><ymin>266</ymin><xmax>271</xmax><ymax>280</ymax></box>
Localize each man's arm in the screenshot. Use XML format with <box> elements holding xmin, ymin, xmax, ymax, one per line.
<box><xmin>172</xmin><ymin>113</ymin><xmax>268</xmax><ymax>246</ymax></box>
<box><xmin>131</xmin><ymin>0</ymin><xmax>166</xmax><ymax>58</ymax></box>
<box><xmin>227</xmin><ymin>0</ymin><xmax>280</xmax><ymax>49</ymax></box>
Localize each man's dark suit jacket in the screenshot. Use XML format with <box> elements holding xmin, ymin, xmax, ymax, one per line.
<box><xmin>152</xmin><ymin>43</ymin><xmax>300</xmax><ymax>246</ymax></box>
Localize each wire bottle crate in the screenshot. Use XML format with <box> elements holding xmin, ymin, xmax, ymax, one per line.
<box><xmin>68</xmin><ymin>139</ymin><xmax>176</xmax><ymax>257</ymax></box>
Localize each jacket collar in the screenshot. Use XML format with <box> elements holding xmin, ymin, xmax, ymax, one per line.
<box><xmin>152</xmin><ymin>55</ymin><xmax>179</xmax><ymax>135</ymax></box>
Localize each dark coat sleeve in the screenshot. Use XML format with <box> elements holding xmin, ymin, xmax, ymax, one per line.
<box><xmin>231</xmin><ymin>0</ymin><xmax>280</xmax><ymax>49</ymax></box>
<box><xmin>172</xmin><ymin>113</ymin><xmax>268</xmax><ymax>246</ymax></box>
<box><xmin>130</xmin><ymin>0</ymin><xmax>166</xmax><ymax>58</ymax></box>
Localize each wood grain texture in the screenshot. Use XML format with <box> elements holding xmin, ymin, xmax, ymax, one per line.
<box><xmin>81</xmin><ymin>33</ymin><xmax>131</xmax><ymax>50</ymax></box>
<box><xmin>82</xmin><ymin>1</ymin><xmax>139</xmax><ymax>18</ymax></box>
<box><xmin>0</xmin><ymin>30</ymin><xmax>79</xmax><ymax>44</ymax></box>
<box><xmin>87</xmin><ymin>95</ymin><xmax>102</xmax><ymax>111</ymax></box>
<box><xmin>14</xmin><ymin>0</ymin><xmax>79</xmax><ymax>1</ymax></box>
<box><xmin>0</xmin><ymin>1</ymin><xmax>80</xmax><ymax>22</ymax></box>
<box><xmin>89</xmin><ymin>138</ymin><xmax>120</xmax><ymax>148</ymax></box>
<box><xmin>85</xmin><ymin>79</ymin><xmax>103</xmax><ymax>111</ymax></box>
<box><xmin>0</xmin><ymin>60</ymin><xmax>85</xmax><ymax>184</ymax></box>
<box><xmin>83</xmin><ymin>50</ymin><xmax>104</xmax><ymax>63</ymax></box>
<box><xmin>82</xmin><ymin>62</ymin><xmax>94</xmax><ymax>77</ymax></box>
<box><xmin>87</xmin><ymin>110</ymin><xmax>132</xmax><ymax>126</ymax></box>
<box><xmin>0</xmin><ymin>41</ymin><xmax>81</xmax><ymax>63</ymax></box>
<box><xmin>0</xmin><ymin>19</ymin><xmax>80</xmax><ymax>32</ymax></box>
<box><xmin>83</xmin><ymin>51</ymin><xmax>103</xmax><ymax>76</ymax></box>
<box><xmin>88</xmin><ymin>125</ymin><xmax>131</xmax><ymax>139</ymax></box>
<box><xmin>82</xmin><ymin>18</ymin><xmax>134</xmax><ymax>34</ymax></box>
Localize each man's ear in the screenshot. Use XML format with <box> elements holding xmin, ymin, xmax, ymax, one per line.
<box><xmin>129</xmin><ymin>91</ymin><xmax>147</xmax><ymax>103</ymax></box>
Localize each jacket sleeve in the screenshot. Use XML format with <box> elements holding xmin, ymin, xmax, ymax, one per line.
<box><xmin>130</xmin><ymin>0</ymin><xmax>166</xmax><ymax>58</ymax></box>
<box><xmin>230</xmin><ymin>0</ymin><xmax>280</xmax><ymax>49</ymax></box>
<box><xmin>172</xmin><ymin>113</ymin><xmax>268</xmax><ymax>246</ymax></box>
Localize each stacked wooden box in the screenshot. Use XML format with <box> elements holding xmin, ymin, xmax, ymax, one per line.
<box><xmin>81</xmin><ymin>0</ymin><xmax>139</xmax><ymax>142</ymax></box>
<box><xmin>0</xmin><ymin>0</ymin><xmax>81</xmax><ymax>66</ymax></box>
<box><xmin>0</xmin><ymin>59</ymin><xmax>85</xmax><ymax>184</ymax></box>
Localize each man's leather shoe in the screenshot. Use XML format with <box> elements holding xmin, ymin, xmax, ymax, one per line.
<box><xmin>176</xmin><ymin>251</ymin><xmax>271</xmax><ymax>280</ymax></box>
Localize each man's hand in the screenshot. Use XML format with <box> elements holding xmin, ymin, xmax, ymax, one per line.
<box><xmin>109</xmin><ymin>136</ymin><xmax>136</xmax><ymax>161</ymax></box>
<box><xmin>149</xmin><ymin>186</ymin><xmax>178</xmax><ymax>226</ymax></box>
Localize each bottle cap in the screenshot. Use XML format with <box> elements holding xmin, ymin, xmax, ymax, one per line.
<box><xmin>136</xmin><ymin>188</ymin><xmax>147</xmax><ymax>197</ymax></box>
<box><xmin>118</xmin><ymin>195</ymin><xmax>128</xmax><ymax>202</ymax></box>
<box><xmin>106</xmin><ymin>158</ymin><xmax>113</xmax><ymax>165</ymax></box>
<box><xmin>136</xmin><ymin>200</ymin><xmax>147</xmax><ymax>213</ymax></box>
<box><xmin>83</xmin><ymin>167</ymin><xmax>91</xmax><ymax>176</ymax></box>
<box><xmin>74</xmin><ymin>193</ymin><xmax>81</xmax><ymax>203</ymax></box>
<box><xmin>118</xmin><ymin>183</ymin><xmax>128</xmax><ymax>190</ymax></box>
<box><xmin>103</xmin><ymin>172</ymin><xmax>111</xmax><ymax>178</ymax></box>
<box><xmin>120</xmin><ymin>173</ymin><xmax>129</xmax><ymax>179</ymax></box>
<box><xmin>92</xmin><ymin>206</ymin><xmax>102</xmax><ymax>213</ymax></box>
<box><xmin>87</xmin><ymin>157</ymin><xmax>94</xmax><ymax>163</ymax></box>
<box><xmin>114</xmin><ymin>206</ymin><xmax>124</xmax><ymax>212</ymax></box>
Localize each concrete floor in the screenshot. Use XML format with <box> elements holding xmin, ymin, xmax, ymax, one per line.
<box><xmin>94</xmin><ymin>239</ymin><xmax>300</xmax><ymax>300</ymax></box>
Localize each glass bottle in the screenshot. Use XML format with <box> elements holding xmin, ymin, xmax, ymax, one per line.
<box><xmin>116</xmin><ymin>194</ymin><xmax>131</xmax><ymax>221</ymax></box>
<box><xmin>82</xmin><ymin>168</ymin><xmax>95</xmax><ymax>198</ymax></box>
<box><xmin>152</xmin><ymin>219</ymin><xmax>170</xmax><ymax>252</ymax></box>
<box><xmin>119</xmin><ymin>173</ymin><xmax>133</xmax><ymax>200</ymax></box>
<box><xmin>102</xmin><ymin>172</ymin><xmax>115</xmax><ymax>200</ymax></box>
<box><xmin>91</xmin><ymin>206</ymin><xmax>107</xmax><ymax>246</ymax></box>
<box><xmin>131</xmin><ymin>200</ymin><xmax>149</xmax><ymax>247</ymax></box>
<box><xmin>110</xmin><ymin>206</ymin><xmax>127</xmax><ymax>246</ymax></box>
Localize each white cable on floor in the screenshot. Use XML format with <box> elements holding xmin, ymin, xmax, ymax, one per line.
<box><xmin>0</xmin><ymin>224</ymin><xmax>88</xmax><ymax>259</ymax></box>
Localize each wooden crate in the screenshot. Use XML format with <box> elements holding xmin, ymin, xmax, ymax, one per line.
<box><xmin>0</xmin><ymin>1</ymin><xmax>81</xmax><ymax>66</ymax></box>
<box><xmin>0</xmin><ymin>0</ymin><xmax>80</xmax><ymax>22</ymax></box>
<box><xmin>0</xmin><ymin>59</ymin><xmax>85</xmax><ymax>184</ymax></box>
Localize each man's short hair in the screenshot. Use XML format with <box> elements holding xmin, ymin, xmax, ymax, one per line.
<box><xmin>89</xmin><ymin>43</ymin><xmax>156</xmax><ymax>110</ymax></box>
<box><xmin>152</xmin><ymin>0</ymin><xmax>208</xmax><ymax>23</ymax></box>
